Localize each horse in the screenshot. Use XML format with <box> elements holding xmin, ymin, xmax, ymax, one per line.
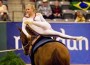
<box><xmin>18</xmin><ymin>25</ymin><xmax>70</xmax><ymax>65</ymax></box>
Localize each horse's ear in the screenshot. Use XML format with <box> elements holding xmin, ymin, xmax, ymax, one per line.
<box><xmin>18</xmin><ymin>27</ymin><xmax>22</xmax><ymax>32</ymax></box>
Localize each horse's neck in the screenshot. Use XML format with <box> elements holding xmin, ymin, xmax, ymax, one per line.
<box><xmin>30</xmin><ymin>35</ymin><xmax>36</xmax><ymax>41</ymax></box>
<box><xmin>25</xmin><ymin>24</ymin><xmax>42</xmax><ymax>44</ymax></box>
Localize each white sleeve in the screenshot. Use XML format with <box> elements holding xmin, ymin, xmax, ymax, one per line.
<box><xmin>22</xmin><ymin>18</ymin><xmax>30</xmax><ymax>37</ymax></box>
<box><xmin>40</xmin><ymin>13</ymin><xmax>47</xmax><ymax>22</ymax></box>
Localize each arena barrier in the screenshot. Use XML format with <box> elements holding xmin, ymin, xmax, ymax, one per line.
<box><xmin>0</xmin><ymin>48</ymin><xmax>23</xmax><ymax>53</ymax></box>
<box><xmin>0</xmin><ymin>22</ymin><xmax>90</xmax><ymax>64</ymax></box>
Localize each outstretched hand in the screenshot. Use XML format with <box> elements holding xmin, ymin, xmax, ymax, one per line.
<box><xmin>24</xmin><ymin>21</ymin><xmax>33</xmax><ymax>24</ymax></box>
<box><xmin>75</xmin><ymin>36</ymin><xmax>84</xmax><ymax>41</ymax></box>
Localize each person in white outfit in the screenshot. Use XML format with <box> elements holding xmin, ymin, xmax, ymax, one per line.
<box><xmin>22</xmin><ymin>3</ymin><xmax>83</xmax><ymax>41</ymax></box>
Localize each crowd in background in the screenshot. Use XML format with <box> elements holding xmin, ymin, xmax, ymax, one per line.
<box><xmin>37</xmin><ymin>0</ymin><xmax>88</xmax><ymax>22</ymax></box>
<box><xmin>0</xmin><ymin>0</ymin><xmax>90</xmax><ymax>22</ymax></box>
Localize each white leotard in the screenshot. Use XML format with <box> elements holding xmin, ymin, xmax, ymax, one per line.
<box><xmin>22</xmin><ymin>13</ymin><xmax>83</xmax><ymax>40</ymax></box>
<box><xmin>22</xmin><ymin>13</ymin><xmax>52</xmax><ymax>37</ymax></box>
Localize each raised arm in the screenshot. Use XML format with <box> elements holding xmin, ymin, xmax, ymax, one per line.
<box><xmin>22</xmin><ymin>18</ymin><xmax>30</xmax><ymax>38</ymax></box>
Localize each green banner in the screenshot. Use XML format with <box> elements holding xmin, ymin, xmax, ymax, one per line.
<box><xmin>0</xmin><ymin>22</ymin><xmax>7</xmax><ymax>57</ymax></box>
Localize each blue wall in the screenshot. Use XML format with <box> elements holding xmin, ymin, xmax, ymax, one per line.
<box><xmin>1</xmin><ymin>22</ymin><xmax>90</xmax><ymax>64</ymax></box>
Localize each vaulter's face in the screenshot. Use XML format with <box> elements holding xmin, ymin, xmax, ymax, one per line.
<box><xmin>25</xmin><ymin>7</ymin><xmax>33</xmax><ymax>14</ymax></box>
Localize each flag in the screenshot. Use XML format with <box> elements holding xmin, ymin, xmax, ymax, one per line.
<box><xmin>71</xmin><ymin>2</ymin><xmax>90</xmax><ymax>11</ymax></box>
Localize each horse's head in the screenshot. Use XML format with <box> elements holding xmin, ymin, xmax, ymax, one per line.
<box><xmin>18</xmin><ymin>27</ymin><xmax>37</xmax><ymax>55</ymax></box>
<box><xmin>18</xmin><ymin>27</ymin><xmax>32</xmax><ymax>55</ymax></box>
<box><xmin>18</xmin><ymin>26</ymin><xmax>40</xmax><ymax>55</ymax></box>
<box><xmin>18</xmin><ymin>27</ymin><xmax>28</xmax><ymax>46</ymax></box>
<box><xmin>18</xmin><ymin>26</ymin><xmax>37</xmax><ymax>46</ymax></box>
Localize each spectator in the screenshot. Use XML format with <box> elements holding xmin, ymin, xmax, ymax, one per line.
<box><xmin>0</xmin><ymin>0</ymin><xmax>8</xmax><ymax>15</ymax></box>
<box><xmin>52</xmin><ymin>0</ymin><xmax>62</xmax><ymax>19</ymax></box>
<box><xmin>38</xmin><ymin>0</ymin><xmax>54</xmax><ymax>19</ymax></box>
<box><xmin>0</xmin><ymin>12</ymin><xmax>10</xmax><ymax>21</ymax></box>
<box><xmin>75</xmin><ymin>11</ymin><xmax>86</xmax><ymax>22</ymax></box>
<box><xmin>0</xmin><ymin>0</ymin><xmax>10</xmax><ymax>21</ymax></box>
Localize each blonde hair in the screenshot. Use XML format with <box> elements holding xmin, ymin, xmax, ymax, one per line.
<box><xmin>25</xmin><ymin>3</ymin><xmax>36</xmax><ymax>13</ymax></box>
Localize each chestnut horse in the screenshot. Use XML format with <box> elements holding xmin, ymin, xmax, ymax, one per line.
<box><xmin>18</xmin><ymin>26</ymin><xmax>70</xmax><ymax>65</ymax></box>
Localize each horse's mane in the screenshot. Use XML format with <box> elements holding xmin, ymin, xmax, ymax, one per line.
<box><xmin>25</xmin><ymin>24</ymin><xmax>38</xmax><ymax>36</ymax></box>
